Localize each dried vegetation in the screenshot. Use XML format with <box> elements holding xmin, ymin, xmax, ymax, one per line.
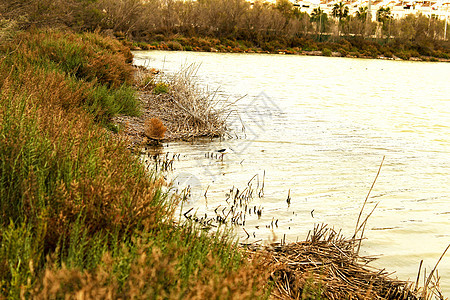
<box><xmin>114</xmin><ymin>64</ymin><xmax>230</xmax><ymax>145</ymax></box>
<box><xmin>144</xmin><ymin>117</ymin><xmax>167</xmax><ymax>140</ymax></box>
<box><xmin>246</xmin><ymin>224</ymin><xmax>426</xmax><ymax>299</ymax></box>
<box><xmin>181</xmin><ymin>166</ymin><xmax>448</xmax><ymax>300</ymax></box>
<box><xmin>0</xmin><ymin>17</ymin><xmax>447</xmax><ymax>299</ymax></box>
<box><xmin>151</xmin><ymin>65</ymin><xmax>228</xmax><ymax>138</ymax></box>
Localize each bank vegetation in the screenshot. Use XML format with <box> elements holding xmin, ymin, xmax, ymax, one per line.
<box><xmin>0</xmin><ymin>2</ymin><xmax>447</xmax><ymax>298</ymax></box>
<box><xmin>1</xmin><ymin>0</ymin><xmax>449</xmax><ymax>60</ymax></box>
<box><xmin>0</xmin><ymin>28</ymin><xmax>270</xmax><ymax>298</ymax></box>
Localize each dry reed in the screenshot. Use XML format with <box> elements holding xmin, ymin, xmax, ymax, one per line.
<box><xmin>155</xmin><ymin>64</ymin><xmax>228</xmax><ymax>138</ymax></box>
<box><xmin>245</xmin><ymin>224</ymin><xmax>432</xmax><ymax>299</ymax></box>
<box><xmin>114</xmin><ymin>64</ymin><xmax>233</xmax><ymax>145</ymax></box>
<box><xmin>240</xmin><ymin>157</ymin><xmax>445</xmax><ymax>299</ymax></box>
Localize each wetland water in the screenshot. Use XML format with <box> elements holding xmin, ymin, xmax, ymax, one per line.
<box><xmin>134</xmin><ymin>51</ymin><xmax>450</xmax><ymax>292</ymax></box>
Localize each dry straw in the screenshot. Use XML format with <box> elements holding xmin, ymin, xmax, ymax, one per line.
<box><xmin>243</xmin><ymin>157</ymin><xmax>446</xmax><ymax>299</ymax></box>
<box><xmin>245</xmin><ymin>224</ymin><xmax>421</xmax><ymax>299</ymax></box>
<box><xmin>146</xmin><ymin>63</ymin><xmax>231</xmax><ymax>139</ymax></box>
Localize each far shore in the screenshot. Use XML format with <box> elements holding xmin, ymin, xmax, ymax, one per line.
<box><xmin>128</xmin><ymin>40</ymin><xmax>450</xmax><ymax>63</ymax></box>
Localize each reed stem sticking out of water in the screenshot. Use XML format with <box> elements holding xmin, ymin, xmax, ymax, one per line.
<box><xmin>353</xmin><ymin>155</ymin><xmax>385</xmax><ymax>256</ymax></box>
<box><xmin>422</xmin><ymin>243</ymin><xmax>450</xmax><ymax>299</ymax></box>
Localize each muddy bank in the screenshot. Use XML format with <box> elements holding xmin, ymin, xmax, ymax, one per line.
<box><xmin>112</xmin><ymin>91</ymin><xmax>183</xmax><ymax>147</ymax></box>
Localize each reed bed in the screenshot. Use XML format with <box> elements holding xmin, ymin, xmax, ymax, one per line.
<box><xmin>245</xmin><ymin>224</ymin><xmax>426</xmax><ymax>299</ymax></box>
<box><xmin>177</xmin><ymin>167</ymin><xmax>446</xmax><ymax>299</ymax></box>
<box><xmin>114</xmin><ymin>64</ymin><xmax>231</xmax><ymax>146</ymax></box>
<box><xmin>161</xmin><ymin>64</ymin><xmax>228</xmax><ymax>137</ymax></box>
<box><xmin>182</xmin><ymin>173</ymin><xmax>266</xmax><ymax>231</ymax></box>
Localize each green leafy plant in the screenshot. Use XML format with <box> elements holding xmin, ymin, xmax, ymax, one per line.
<box><xmin>153</xmin><ymin>82</ymin><xmax>169</xmax><ymax>94</ymax></box>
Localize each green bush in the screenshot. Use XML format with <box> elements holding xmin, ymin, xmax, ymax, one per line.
<box><xmin>322</xmin><ymin>48</ymin><xmax>332</xmax><ymax>56</ymax></box>
<box><xmin>87</xmin><ymin>84</ymin><xmax>140</xmax><ymax>121</ymax></box>
<box><xmin>396</xmin><ymin>50</ymin><xmax>411</xmax><ymax>60</ymax></box>
<box><xmin>338</xmin><ymin>48</ymin><xmax>348</xmax><ymax>56</ymax></box>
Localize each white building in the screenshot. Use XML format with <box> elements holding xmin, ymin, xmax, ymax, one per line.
<box><xmin>257</xmin><ymin>0</ymin><xmax>450</xmax><ymax>20</ymax></box>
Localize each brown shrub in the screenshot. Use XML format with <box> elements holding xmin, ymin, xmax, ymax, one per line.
<box><xmin>144</xmin><ymin>117</ymin><xmax>166</xmax><ymax>140</ymax></box>
<box><xmin>31</xmin><ymin>247</ymin><xmax>270</xmax><ymax>299</ymax></box>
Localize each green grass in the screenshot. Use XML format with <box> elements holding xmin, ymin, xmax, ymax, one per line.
<box><xmin>0</xmin><ymin>29</ymin><xmax>269</xmax><ymax>299</ymax></box>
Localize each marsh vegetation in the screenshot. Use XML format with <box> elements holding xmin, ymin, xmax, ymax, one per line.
<box><xmin>1</xmin><ymin>0</ymin><xmax>449</xmax><ymax>60</ymax></box>
<box><xmin>0</xmin><ymin>30</ymin><xmax>267</xmax><ymax>298</ymax></box>
<box><xmin>0</xmin><ymin>1</ymin><xmax>448</xmax><ymax>298</ymax></box>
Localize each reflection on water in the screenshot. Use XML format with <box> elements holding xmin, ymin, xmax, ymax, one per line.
<box><xmin>134</xmin><ymin>51</ymin><xmax>450</xmax><ymax>293</ymax></box>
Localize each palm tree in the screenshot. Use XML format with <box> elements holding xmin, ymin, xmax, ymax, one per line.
<box><xmin>376</xmin><ymin>6</ymin><xmax>392</xmax><ymax>24</ymax></box>
<box><xmin>311</xmin><ymin>7</ymin><xmax>328</xmax><ymax>33</ymax></box>
<box><xmin>331</xmin><ymin>2</ymin><xmax>349</xmax><ymax>22</ymax></box>
<box><xmin>377</xmin><ymin>6</ymin><xmax>392</xmax><ymax>36</ymax></box>
<box><xmin>355</xmin><ymin>6</ymin><xmax>368</xmax><ymax>21</ymax></box>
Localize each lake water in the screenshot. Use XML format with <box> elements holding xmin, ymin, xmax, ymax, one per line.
<box><xmin>133</xmin><ymin>50</ymin><xmax>450</xmax><ymax>293</ymax></box>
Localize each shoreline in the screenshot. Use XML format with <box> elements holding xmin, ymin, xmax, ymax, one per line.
<box><xmin>129</xmin><ymin>40</ymin><xmax>450</xmax><ymax>63</ymax></box>
<box><xmin>118</xmin><ymin>59</ymin><xmax>448</xmax><ymax>298</ymax></box>
<box><xmin>115</xmin><ymin>63</ymin><xmax>447</xmax><ymax>299</ymax></box>
<box><xmin>1</xmin><ymin>3</ymin><xmax>447</xmax><ymax>293</ymax></box>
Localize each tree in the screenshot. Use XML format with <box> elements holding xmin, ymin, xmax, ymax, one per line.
<box><xmin>347</xmin><ymin>7</ymin><xmax>376</xmax><ymax>37</ymax></box>
<box><xmin>376</xmin><ymin>6</ymin><xmax>392</xmax><ymax>24</ymax></box>
<box><xmin>275</xmin><ymin>0</ymin><xmax>294</xmax><ymax>18</ymax></box>
<box><xmin>311</xmin><ymin>7</ymin><xmax>328</xmax><ymax>33</ymax></box>
<box><xmin>376</xmin><ymin>6</ymin><xmax>392</xmax><ymax>36</ymax></box>
<box><xmin>331</xmin><ymin>2</ymin><xmax>349</xmax><ymax>22</ymax></box>
<box><xmin>355</xmin><ymin>6</ymin><xmax>368</xmax><ymax>21</ymax></box>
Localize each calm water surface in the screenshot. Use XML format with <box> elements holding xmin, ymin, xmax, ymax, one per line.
<box><xmin>134</xmin><ymin>51</ymin><xmax>450</xmax><ymax>293</ymax></box>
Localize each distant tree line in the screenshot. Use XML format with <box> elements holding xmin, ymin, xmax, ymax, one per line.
<box><xmin>1</xmin><ymin>0</ymin><xmax>449</xmax><ymax>58</ymax></box>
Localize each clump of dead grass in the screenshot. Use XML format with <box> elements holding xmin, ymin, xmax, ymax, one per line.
<box><xmin>149</xmin><ymin>64</ymin><xmax>229</xmax><ymax>139</ymax></box>
<box><xmin>0</xmin><ymin>18</ymin><xmax>19</xmax><ymax>42</ymax></box>
<box><xmin>134</xmin><ymin>65</ymin><xmax>159</xmax><ymax>91</ymax></box>
<box><xmin>245</xmin><ymin>224</ymin><xmax>442</xmax><ymax>300</ymax></box>
<box><xmin>144</xmin><ymin>117</ymin><xmax>167</xmax><ymax>140</ymax></box>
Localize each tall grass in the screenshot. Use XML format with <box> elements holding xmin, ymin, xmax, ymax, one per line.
<box><xmin>1</xmin><ymin>30</ymin><xmax>138</xmax><ymax>124</ymax></box>
<box><xmin>0</xmin><ymin>30</ymin><xmax>269</xmax><ymax>298</ymax></box>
